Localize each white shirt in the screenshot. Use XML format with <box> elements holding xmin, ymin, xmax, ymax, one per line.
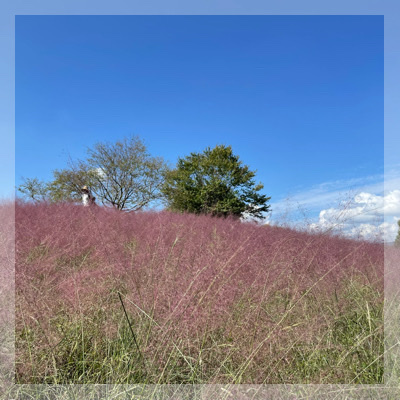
<box><xmin>82</xmin><ymin>193</ymin><xmax>90</xmax><ymax>206</ymax></box>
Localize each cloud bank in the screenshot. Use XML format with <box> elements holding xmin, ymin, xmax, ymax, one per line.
<box><xmin>268</xmin><ymin>169</ymin><xmax>400</xmax><ymax>242</ymax></box>
<box><xmin>309</xmin><ymin>190</ymin><xmax>400</xmax><ymax>242</ymax></box>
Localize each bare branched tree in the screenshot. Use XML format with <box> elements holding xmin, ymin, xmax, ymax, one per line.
<box><xmin>17</xmin><ymin>177</ymin><xmax>49</xmax><ymax>202</ymax></box>
<box><xmin>84</xmin><ymin>137</ymin><xmax>169</xmax><ymax>211</ymax></box>
<box><xmin>18</xmin><ymin>136</ymin><xmax>170</xmax><ymax>211</ymax></box>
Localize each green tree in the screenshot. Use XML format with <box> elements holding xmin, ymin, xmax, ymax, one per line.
<box><xmin>17</xmin><ymin>177</ymin><xmax>49</xmax><ymax>202</ymax></box>
<box><xmin>395</xmin><ymin>219</ymin><xmax>400</xmax><ymax>247</ymax></box>
<box><xmin>162</xmin><ymin>144</ymin><xmax>271</xmax><ymax>219</ymax></box>
<box><xmin>18</xmin><ymin>136</ymin><xmax>169</xmax><ymax>211</ymax></box>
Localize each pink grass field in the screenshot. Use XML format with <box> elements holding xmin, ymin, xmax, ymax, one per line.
<box><xmin>15</xmin><ymin>201</ymin><xmax>385</xmax><ymax>384</ymax></box>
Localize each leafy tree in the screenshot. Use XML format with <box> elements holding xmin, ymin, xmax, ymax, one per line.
<box><xmin>162</xmin><ymin>145</ymin><xmax>271</xmax><ymax>219</ymax></box>
<box><xmin>46</xmin><ymin>161</ymin><xmax>97</xmax><ymax>203</ymax></box>
<box><xmin>395</xmin><ymin>219</ymin><xmax>400</xmax><ymax>247</ymax></box>
<box><xmin>18</xmin><ymin>136</ymin><xmax>169</xmax><ymax>211</ymax></box>
<box><xmin>17</xmin><ymin>177</ymin><xmax>49</xmax><ymax>202</ymax></box>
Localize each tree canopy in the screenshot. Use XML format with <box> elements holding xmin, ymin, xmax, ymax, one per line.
<box><xmin>395</xmin><ymin>219</ymin><xmax>400</xmax><ymax>247</ymax></box>
<box><xmin>162</xmin><ymin>145</ymin><xmax>271</xmax><ymax>219</ymax></box>
<box><xmin>17</xmin><ymin>177</ymin><xmax>49</xmax><ymax>202</ymax></box>
<box><xmin>18</xmin><ymin>136</ymin><xmax>169</xmax><ymax>211</ymax></box>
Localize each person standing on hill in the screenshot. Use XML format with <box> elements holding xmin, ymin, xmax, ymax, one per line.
<box><xmin>81</xmin><ymin>185</ymin><xmax>96</xmax><ymax>207</ymax></box>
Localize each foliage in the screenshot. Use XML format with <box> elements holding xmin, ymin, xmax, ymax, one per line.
<box><xmin>15</xmin><ymin>201</ymin><xmax>384</xmax><ymax>384</ymax></box>
<box><xmin>17</xmin><ymin>177</ymin><xmax>49</xmax><ymax>202</ymax></box>
<box><xmin>17</xmin><ymin>136</ymin><xmax>169</xmax><ymax>211</ymax></box>
<box><xmin>162</xmin><ymin>145</ymin><xmax>271</xmax><ymax>219</ymax></box>
<box><xmin>395</xmin><ymin>219</ymin><xmax>400</xmax><ymax>247</ymax></box>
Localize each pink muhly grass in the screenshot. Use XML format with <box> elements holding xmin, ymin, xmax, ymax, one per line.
<box><xmin>0</xmin><ymin>200</ymin><xmax>14</xmax><ymax>386</ymax></box>
<box><xmin>15</xmin><ymin>200</ymin><xmax>383</xmax><ymax>324</ymax></box>
<box><xmin>14</xmin><ymin>200</ymin><xmax>384</xmax><ymax>383</ymax></box>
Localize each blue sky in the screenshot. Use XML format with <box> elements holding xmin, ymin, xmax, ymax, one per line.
<box><xmin>15</xmin><ymin>15</ymin><xmax>393</xmax><ymax>238</ymax></box>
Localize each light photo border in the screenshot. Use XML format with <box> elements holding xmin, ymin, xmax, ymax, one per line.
<box><xmin>2</xmin><ymin>1</ymin><xmax>399</xmax><ymax>398</ymax></box>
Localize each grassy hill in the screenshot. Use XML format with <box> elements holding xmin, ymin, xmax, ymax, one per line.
<box><xmin>15</xmin><ymin>201</ymin><xmax>384</xmax><ymax>384</ymax></box>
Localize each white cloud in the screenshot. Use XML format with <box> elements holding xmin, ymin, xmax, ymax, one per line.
<box><xmin>384</xmin><ymin>190</ymin><xmax>400</xmax><ymax>215</ymax></box>
<box><xmin>346</xmin><ymin>220</ymin><xmax>399</xmax><ymax>242</ymax></box>
<box><xmin>268</xmin><ymin>169</ymin><xmax>400</xmax><ymax>242</ymax></box>
<box><xmin>271</xmin><ymin>168</ymin><xmax>400</xmax><ymax>215</ymax></box>
<box><xmin>309</xmin><ymin>190</ymin><xmax>400</xmax><ymax>242</ymax></box>
<box><xmin>94</xmin><ymin>167</ymin><xmax>106</xmax><ymax>178</ymax></box>
<box><xmin>271</xmin><ymin>175</ymin><xmax>384</xmax><ymax>215</ymax></box>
